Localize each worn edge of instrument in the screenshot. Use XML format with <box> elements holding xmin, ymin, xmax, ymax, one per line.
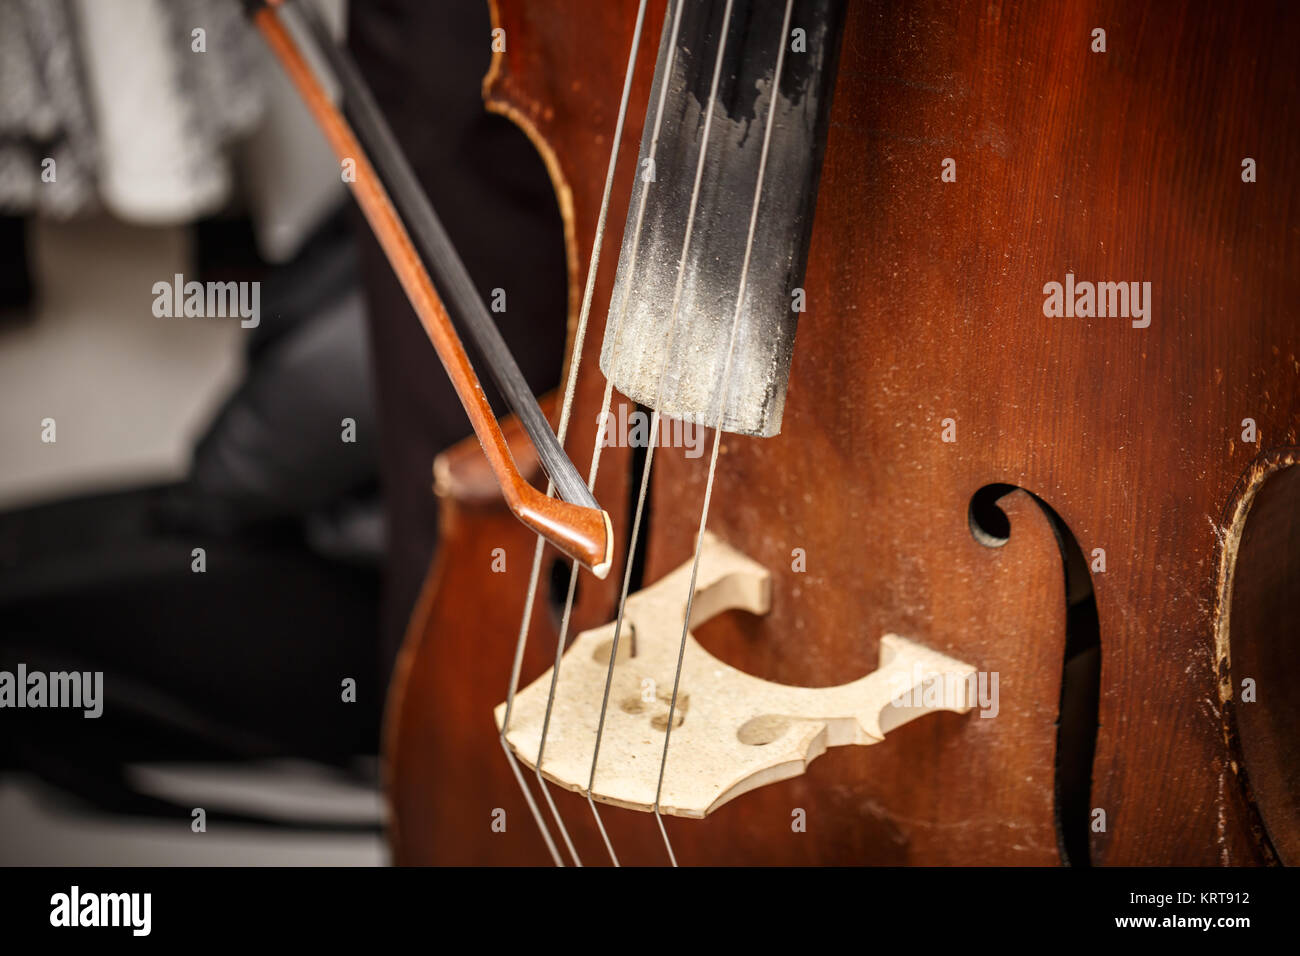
<box><xmin>1211</xmin><ymin>445</ymin><xmax>1300</xmax><ymax>867</ymax></box>
<box><xmin>380</xmin><ymin>2</ymin><xmax>586</xmax><ymax>857</ymax></box>
<box><xmin>482</xmin><ymin>0</ymin><xmax>583</xmax><ymax>383</ymax></box>
<box><xmin>477</xmin><ymin>2</ymin><xmax>615</xmax><ymax>574</ymax></box>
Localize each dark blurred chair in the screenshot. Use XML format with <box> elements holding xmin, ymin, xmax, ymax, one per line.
<box><xmin>0</xmin><ymin>206</ymin><xmax>383</xmax><ymax>825</ymax></box>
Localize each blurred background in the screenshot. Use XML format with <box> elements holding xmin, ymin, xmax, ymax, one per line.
<box><xmin>0</xmin><ymin>0</ymin><xmax>567</xmax><ymax>864</ymax></box>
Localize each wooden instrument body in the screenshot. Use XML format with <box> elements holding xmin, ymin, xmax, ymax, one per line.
<box><xmin>385</xmin><ymin>0</ymin><xmax>1299</xmax><ymax>865</ymax></box>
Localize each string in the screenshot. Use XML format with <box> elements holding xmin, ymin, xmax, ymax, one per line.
<box><xmin>584</xmin><ymin>0</ymin><xmax>741</xmax><ymax>868</ymax></box>
<box><xmin>524</xmin><ymin>0</ymin><xmax>692</xmax><ymax>868</ymax></box>
<box><xmin>650</xmin><ymin>0</ymin><xmax>797</xmax><ymax>865</ymax></box>
<box><xmin>505</xmin><ymin>0</ymin><xmax>786</xmax><ymax>868</ymax></box>
<box><xmin>497</xmin><ymin>0</ymin><xmax>650</xmax><ymax>867</ymax></box>
<box><xmin>569</xmin><ymin>0</ymin><xmax>695</xmax><ymax>867</ymax></box>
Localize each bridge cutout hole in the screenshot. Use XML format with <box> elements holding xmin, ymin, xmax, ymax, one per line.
<box><xmin>737</xmin><ymin>714</ymin><xmax>791</xmax><ymax>746</ymax></box>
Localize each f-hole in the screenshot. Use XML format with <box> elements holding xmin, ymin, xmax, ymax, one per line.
<box><xmin>1221</xmin><ymin>455</ymin><xmax>1300</xmax><ymax>864</ymax></box>
<box><xmin>969</xmin><ymin>485</ymin><xmax>1101</xmax><ymax>867</ymax></box>
<box><xmin>623</xmin><ymin>403</ymin><xmax>652</xmax><ymax>599</ymax></box>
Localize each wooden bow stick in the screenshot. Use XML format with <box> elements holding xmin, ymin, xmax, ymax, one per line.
<box><xmin>248</xmin><ymin>0</ymin><xmax>612</xmax><ymax>577</ymax></box>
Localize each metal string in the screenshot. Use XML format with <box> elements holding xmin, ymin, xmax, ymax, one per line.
<box><xmin>584</xmin><ymin>0</ymin><xmax>741</xmax><ymax>868</ymax></box>
<box><xmin>503</xmin><ymin>0</ymin><xmax>782</xmax><ymax>869</ymax></box>
<box><xmin>526</xmin><ymin>0</ymin><xmax>692</xmax><ymax>868</ymax></box>
<box><xmin>650</xmin><ymin>0</ymin><xmax>796</xmax><ymax>865</ymax></box>
<box><xmin>497</xmin><ymin>0</ymin><xmax>650</xmax><ymax>867</ymax></box>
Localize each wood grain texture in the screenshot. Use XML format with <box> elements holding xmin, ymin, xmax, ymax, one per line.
<box><xmin>386</xmin><ymin>0</ymin><xmax>1299</xmax><ymax>865</ymax></box>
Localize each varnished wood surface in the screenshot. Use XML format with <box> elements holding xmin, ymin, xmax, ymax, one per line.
<box><xmin>386</xmin><ymin>0</ymin><xmax>1299</xmax><ymax>865</ymax></box>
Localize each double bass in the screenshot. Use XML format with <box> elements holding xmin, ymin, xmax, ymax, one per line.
<box><xmin>261</xmin><ymin>0</ymin><xmax>1300</xmax><ymax>865</ymax></box>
